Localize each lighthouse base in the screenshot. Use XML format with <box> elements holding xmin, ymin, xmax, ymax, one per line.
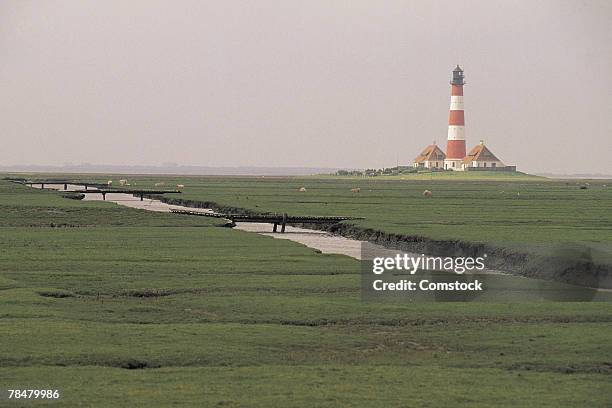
<box><xmin>444</xmin><ymin>159</ymin><xmax>465</xmax><ymax>171</ymax></box>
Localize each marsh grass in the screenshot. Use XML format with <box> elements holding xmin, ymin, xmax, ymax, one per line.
<box><xmin>1</xmin><ymin>178</ymin><xmax>611</xmax><ymax>406</ymax></box>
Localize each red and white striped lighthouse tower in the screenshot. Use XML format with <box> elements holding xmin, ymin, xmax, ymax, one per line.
<box><xmin>444</xmin><ymin>65</ymin><xmax>467</xmax><ymax>170</ymax></box>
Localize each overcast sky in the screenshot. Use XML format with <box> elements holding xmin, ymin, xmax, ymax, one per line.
<box><xmin>1</xmin><ymin>0</ymin><xmax>611</xmax><ymax>174</ymax></box>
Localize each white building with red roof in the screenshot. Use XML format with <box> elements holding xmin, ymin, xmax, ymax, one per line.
<box><xmin>413</xmin><ymin>142</ymin><xmax>446</xmax><ymax>169</ymax></box>
<box><xmin>461</xmin><ymin>141</ymin><xmax>506</xmax><ymax>170</ymax></box>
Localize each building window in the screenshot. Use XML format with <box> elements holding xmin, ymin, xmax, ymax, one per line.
<box><xmin>492</xmin><ymin>162</ymin><xmax>497</xmax><ymax>168</ymax></box>
<box><xmin>452</xmin><ymin>162</ymin><xmax>455</xmax><ymax>168</ymax></box>
<box><xmin>483</xmin><ymin>163</ymin><xmax>487</xmax><ymax>168</ymax></box>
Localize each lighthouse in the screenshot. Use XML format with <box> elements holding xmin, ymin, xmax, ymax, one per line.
<box><xmin>412</xmin><ymin>65</ymin><xmax>515</xmax><ymax>172</ymax></box>
<box><xmin>444</xmin><ymin>65</ymin><xmax>467</xmax><ymax>170</ymax></box>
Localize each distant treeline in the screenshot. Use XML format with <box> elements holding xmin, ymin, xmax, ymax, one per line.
<box><xmin>335</xmin><ymin>166</ymin><xmax>428</xmax><ymax>177</ymax></box>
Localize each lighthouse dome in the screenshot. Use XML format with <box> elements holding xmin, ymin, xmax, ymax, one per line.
<box><xmin>451</xmin><ymin>65</ymin><xmax>465</xmax><ymax>85</ymax></box>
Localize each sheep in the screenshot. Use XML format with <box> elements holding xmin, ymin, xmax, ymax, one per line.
<box><xmin>154</xmin><ymin>182</ymin><xmax>166</xmax><ymax>187</ymax></box>
<box><xmin>107</xmin><ymin>180</ymin><xmax>113</xmax><ymax>186</ymax></box>
<box><xmin>350</xmin><ymin>187</ymin><xmax>361</xmax><ymax>193</ymax></box>
<box><xmin>177</xmin><ymin>184</ymin><xmax>185</xmax><ymax>189</ymax></box>
<box><xmin>422</xmin><ymin>190</ymin><xmax>432</xmax><ymax>197</ymax></box>
<box><xmin>119</xmin><ymin>179</ymin><xmax>128</xmax><ymax>186</ymax></box>
<box><xmin>298</xmin><ymin>187</ymin><xmax>307</xmax><ymax>192</ymax></box>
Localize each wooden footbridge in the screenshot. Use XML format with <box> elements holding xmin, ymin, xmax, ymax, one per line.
<box><xmin>71</xmin><ymin>189</ymin><xmax>181</xmax><ymax>201</ymax></box>
<box><xmin>16</xmin><ymin>179</ymin><xmax>181</xmax><ymax>201</ymax></box>
<box><xmin>14</xmin><ymin>178</ymin><xmax>358</xmax><ymax>231</ymax></box>
<box><xmin>170</xmin><ymin>209</ymin><xmax>362</xmax><ymax>233</ymax></box>
<box><xmin>21</xmin><ymin>180</ymin><xmax>107</xmax><ymax>190</ymax></box>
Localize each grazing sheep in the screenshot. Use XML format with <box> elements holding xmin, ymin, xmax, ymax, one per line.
<box><xmin>154</xmin><ymin>182</ymin><xmax>166</xmax><ymax>187</ymax></box>
<box><xmin>298</xmin><ymin>187</ymin><xmax>307</xmax><ymax>192</ymax></box>
<box><xmin>107</xmin><ymin>180</ymin><xmax>113</xmax><ymax>186</ymax></box>
<box><xmin>423</xmin><ymin>190</ymin><xmax>432</xmax><ymax>197</ymax></box>
<box><xmin>350</xmin><ymin>187</ymin><xmax>361</xmax><ymax>193</ymax></box>
<box><xmin>177</xmin><ymin>184</ymin><xmax>185</xmax><ymax>189</ymax></box>
<box><xmin>119</xmin><ymin>179</ymin><xmax>128</xmax><ymax>186</ymax></box>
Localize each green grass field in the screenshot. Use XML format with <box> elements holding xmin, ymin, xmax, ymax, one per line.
<box><xmin>1</xmin><ymin>177</ymin><xmax>611</xmax><ymax>406</ymax></box>
<box><xmin>62</xmin><ymin>172</ymin><xmax>609</xmax><ymax>246</ymax></box>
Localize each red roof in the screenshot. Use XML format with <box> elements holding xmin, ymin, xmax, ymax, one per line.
<box><xmin>414</xmin><ymin>144</ymin><xmax>446</xmax><ymax>163</ymax></box>
<box><xmin>463</xmin><ymin>143</ymin><xmax>501</xmax><ymax>164</ymax></box>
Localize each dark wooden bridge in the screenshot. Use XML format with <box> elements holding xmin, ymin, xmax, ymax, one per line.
<box><xmin>16</xmin><ymin>179</ymin><xmax>358</xmax><ymax>230</ymax></box>
<box><xmin>16</xmin><ymin>180</ymin><xmax>181</xmax><ymax>201</ymax></box>
<box><xmin>21</xmin><ymin>180</ymin><xmax>107</xmax><ymax>190</ymax></box>
<box><xmin>170</xmin><ymin>209</ymin><xmax>361</xmax><ymax>232</ymax></box>
<box><xmin>72</xmin><ymin>189</ymin><xmax>182</xmax><ymax>201</ymax></box>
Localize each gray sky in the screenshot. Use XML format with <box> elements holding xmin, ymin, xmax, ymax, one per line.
<box><xmin>1</xmin><ymin>0</ymin><xmax>611</xmax><ymax>174</ymax></box>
